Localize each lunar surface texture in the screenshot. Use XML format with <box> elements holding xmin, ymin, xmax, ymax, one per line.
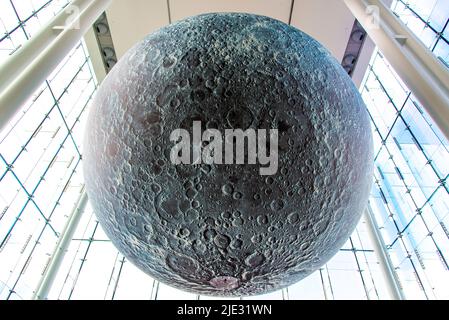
<box><xmin>83</xmin><ymin>13</ymin><xmax>374</xmax><ymax>296</ymax></box>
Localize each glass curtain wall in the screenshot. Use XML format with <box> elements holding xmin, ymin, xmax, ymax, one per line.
<box><xmin>0</xmin><ymin>0</ymin><xmax>97</xmax><ymax>300</ymax></box>
<box><xmin>361</xmin><ymin>0</ymin><xmax>449</xmax><ymax>299</ymax></box>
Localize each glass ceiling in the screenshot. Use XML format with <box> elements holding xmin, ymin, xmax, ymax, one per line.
<box><xmin>0</xmin><ymin>0</ymin><xmax>447</xmax><ymax>300</ymax></box>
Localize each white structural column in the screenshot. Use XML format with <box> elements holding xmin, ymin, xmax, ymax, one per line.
<box><xmin>0</xmin><ymin>0</ymin><xmax>112</xmax><ymax>133</ymax></box>
<box><xmin>344</xmin><ymin>0</ymin><xmax>449</xmax><ymax>141</ymax></box>
<box><xmin>0</xmin><ymin>0</ymin><xmax>93</xmax><ymax>94</ymax></box>
<box><xmin>33</xmin><ymin>190</ymin><xmax>89</xmax><ymax>300</ymax></box>
<box><xmin>364</xmin><ymin>207</ymin><xmax>405</xmax><ymax>300</ymax></box>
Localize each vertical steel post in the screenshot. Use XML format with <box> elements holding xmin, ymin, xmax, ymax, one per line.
<box><xmin>33</xmin><ymin>189</ymin><xmax>89</xmax><ymax>300</ymax></box>
<box><xmin>364</xmin><ymin>206</ymin><xmax>406</xmax><ymax>300</ymax></box>
<box><xmin>0</xmin><ymin>0</ymin><xmax>93</xmax><ymax>94</ymax></box>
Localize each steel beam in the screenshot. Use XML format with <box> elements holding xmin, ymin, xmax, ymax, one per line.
<box><xmin>0</xmin><ymin>0</ymin><xmax>112</xmax><ymax>133</ymax></box>
<box><xmin>344</xmin><ymin>0</ymin><xmax>449</xmax><ymax>141</ymax></box>
<box><xmin>0</xmin><ymin>0</ymin><xmax>93</xmax><ymax>94</ymax></box>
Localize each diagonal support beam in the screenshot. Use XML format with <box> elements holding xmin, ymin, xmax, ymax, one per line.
<box><xmin>0</xmin><ymin>0</ymin><xmax>113</xmax><ymax>134</ymax></box>
<box><xmin>344</xmin><ymin>0</ymin><xmax>449</xmax><ymax>141</ymax></box>
<box><xmin>0</xmin><ymin>0</ymin><xmax>93</xmax><ymax>95</ymax></box>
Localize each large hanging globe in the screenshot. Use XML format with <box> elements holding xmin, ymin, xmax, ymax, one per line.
<box><xmin>83</xmin><ymin>13</ymin><xmax>374</xmax><ymax>296</ymax></box>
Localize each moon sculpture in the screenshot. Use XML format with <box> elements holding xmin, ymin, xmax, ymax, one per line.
<box><xmin>83</xmin><ymin>13</ymin><xmax>374</xmax><ymax>296</ymax></box>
